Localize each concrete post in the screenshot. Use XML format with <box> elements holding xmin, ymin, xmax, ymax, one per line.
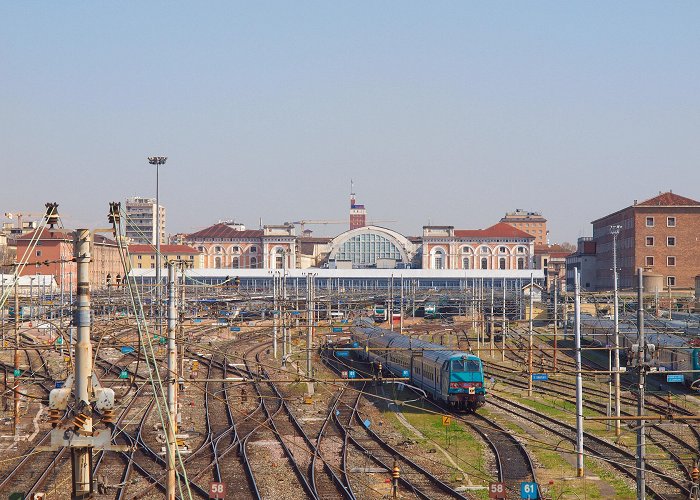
<box><xmin>72</xmin><ymin>229</ymin><xmax>93</xmax><ymax>498</ymax></box>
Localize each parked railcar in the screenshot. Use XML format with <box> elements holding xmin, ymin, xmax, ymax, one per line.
<box><xmin>351</xmin><ymin>318</ymin><xmax>486</xmax><ymax>411</ymax></box>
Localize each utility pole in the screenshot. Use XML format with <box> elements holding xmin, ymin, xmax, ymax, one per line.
<box><xmin>13</xmin><ymin>277</ymin><xmax>19</xmax><ymax>438</ymax></box>
<box><xmin>273</xmin><ymin>273</ymin><xmax>278</xmax><ymax>359</ymax></box>
<box><xmin>501</xmin><ymin>278</ymin><xmax>506</xmax><ymax>362</ymax></box>
<box><xmin>636</xmin><ymin>267</ymin><xmax>646</xmax><ymax>500</ymax></box>
<box><xmin>553</xmin><ymin>279</ymin><xmax>558</xmax><ymax>371</ymax></box>
<box><xmin>166</xmin><ymin>262</ymin><xmax>178</xmax><ymax>500</ymax></box>
<box><xmin>528</xmin><ymin>273</ymin><xmax>534</xmax><ymax>397</ymax></box>
<box><xmin>489</xmin><ymin>279</ymin><xmax>494</xmax><ymax>356</ymax></box>
<box><xmin>72</xmin><ymin>228</ymin><xmax>93</xmax><ymax>498</ymax></box>
<box><xmin>574</xmin><ymin>269</ymin><xmax>584</xmax><ymax>477</ymax></box>
<box><xmin>306</xmin><ymin>273</ymin><xmax>314</xmax><ymax>395</ymax></box>
<box><xmin>399</xmin><ymin>277</ymin><xmax>404</xmax><ymax>334</ymax></box>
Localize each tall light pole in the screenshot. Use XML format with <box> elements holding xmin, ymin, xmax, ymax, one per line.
<box><xmin>610</xmin><ymin>224</ymin><xmax>622</xmax><ymax>436</ymax></box>
<box><xmin>148</xmin><ymin>156</ymin><xmax>167</xmax><ymax>335</ymax></box>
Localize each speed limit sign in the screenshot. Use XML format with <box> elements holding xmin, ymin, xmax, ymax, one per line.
<box><xmin>489</xmin><ymin>482</ymin><xmax>506</xmax><ymax>499</ymax></box>
<box><xmin>209</xmin><ymin>482</ymin><xmax>226</xmax><ymax>499</ymax></box>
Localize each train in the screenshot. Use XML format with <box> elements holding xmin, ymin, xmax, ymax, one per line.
<box><xmin>350</xmin><ymin>318</ymin><xmax>486</xmax><ymax>411</ymax></box>
<box><xmin>580</xmin><ymin>316</ymin><xmax>700</xmax><ymax>388</ymax></box>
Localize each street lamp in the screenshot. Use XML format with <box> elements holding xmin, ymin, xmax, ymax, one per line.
<box><xmin>610</xmin><ymin>223</ymin><xmax>622</xmax><ymax>436</ymax></box>
<box><xmin>148</xmin><ymin>156</ymin><xmax>167</xmax><ymax>334</ymax></box>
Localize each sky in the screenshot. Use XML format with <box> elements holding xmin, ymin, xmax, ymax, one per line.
<box><xmin>2</xmin><ymin>2</ymin><xmax>699</xmax><ymax>244</ymax></box>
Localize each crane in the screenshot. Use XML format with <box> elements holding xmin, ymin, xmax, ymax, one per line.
<box><xmin>290</xmin><ymin>220</ymin><xmax>345</xmax><ymax>232</ymax></box>
<box><xmin>3</xmin><ymin>211</ymin><xmax>46</xmax><ymax>233</ymax></box>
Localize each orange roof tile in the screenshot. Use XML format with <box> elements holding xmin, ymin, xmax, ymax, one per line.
<box><xmin>454</xmin><ymin>222</ymin><xmax>534</xmax><ymax>239</ymax></box>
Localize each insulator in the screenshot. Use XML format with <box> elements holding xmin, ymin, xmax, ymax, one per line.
<box><xmin>44</xmin><ymin>202</ymin><xmax>60</xmax><ymax>228</ymax></box>
<box><xmin>73</xmin><ymin>413</ymin><xmax>89</xmax><ymax>432</ymax></box>
<box><xmin>101</xmin><ymin>409</ymin><xmax>115</xmax><ymax>424</ymax></box>
<box><xmin>108</xmin><ymin>202</ymin><xmax>121</xmax><ymax>224</ymax></box>
<box><xmin>392</xmin><ymin>464</ymin><xmax>400</xmax><ymax>479</ymax></box>
<box><xmin>48</xmin><ymin>408</ymin><xmax>61</xmax><ymax>428</ymax></box>
<box><xmin>692</xmin><ymin>466</ymin><xmax>699</xmax><ymax>482</ymax></box>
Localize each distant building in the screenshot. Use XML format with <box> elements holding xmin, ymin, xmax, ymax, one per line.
<box><xmin>184</xmin><ymin>221</ymin><xmax>297</xmax><ymax>269</ymax></box>
<box><xmin>327</xmin><ymin>226</ymin><xmax>419</xmax><ymax>269</ymax></box>
<box><xmin>125</xmin><ymin>197</ymin><xmax>166</xmax><ymax>245</ymax></box>
<box><xmin>534</xmin><ymin>244</ymin><xmax>570</xmax><ymax>291</ymax></box>
<box><xmin>422</xmin><ymin>223</ymin><xmax>534</xmax><ymax>270</ymax></box>
<box><xmin>565</xmin><ymin>237</ymin><xmax>597</xmax><ymax>291</ymax></box>
<box><xmin>500</xmin><ymin>209</ymin><xmax>548</xmax><ymax>246</ymax></box>
<box><xmin>591</xmin><ymin>191</ymin><xmax>700</xmax><ymax>290</ymax></box>
<box><xmin>15</xmin><ymin>228</ymin><xmax>122</xmax><ymax>289</ymax></box>
<box><xmin>129</xmin><ymin>244</ymin><xmax>203</xmax><ymax>269</ymax></box>
<box><xmin>349</xmin><ymin>184</ymin><xmax>367</xmax><ymax>230</ymax></box>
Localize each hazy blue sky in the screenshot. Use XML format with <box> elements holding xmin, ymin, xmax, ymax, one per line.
<box><xmin>2</xmin><ymin>2</ymin><xmax>699</xmax><ymax>244</ymax></box>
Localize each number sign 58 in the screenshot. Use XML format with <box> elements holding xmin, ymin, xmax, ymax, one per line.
<box><xmin>209</xmin><ymin>482</ymin><xmax>226</xmax><ymax>499</ymax></box>
<box><xmin>489</xmin><ymin>482</ymin><xmax>506</xmax><ymax>499</ymax></box>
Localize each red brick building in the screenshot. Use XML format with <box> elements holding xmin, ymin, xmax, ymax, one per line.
<box><xmin>15</xmin><ymin>228</ymin><xmax>122</xmax><ymax>289</ymax></box>
<box><xmin>591</xmin><ymin>192</ymin><xmax>700</xmax><ymax>290</ymax></box>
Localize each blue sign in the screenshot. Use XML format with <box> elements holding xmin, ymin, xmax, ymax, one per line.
<box><xmin>532</xmin><ymin>373</ymin><xmax>549</xmax><ymax>381</ymax></box>
<box><xmin>194</xmin><ymin>319</ymin><xmax>202</xmax><ymax>323</ymax></box>
<box><xmin>55</xmin><ymin>381</ymin><xmax>64</xmax><ymax>389</ymax></box>
<box><xmin>520</xmin><ymin>482</ymin><xmax>539</xmax><ymax>499</ymax></box>
<box><xmin>401</xmin><ymin>370</ymin><xmax>410</xmax><ymax>378</ymax></box>
<box><xmin>352</xmin><ymin>342</ymin><xmax>359</xmax><ymax>348</ymax></box>
<box><xmin>667</xmin><ymin>374</ymin><xmax>684</xmax><ymax>383</ymax></box>
<box><xmin>341</xmin><ymin>319</ymin><xmax>348</xmax><ymax>324</ymax></box>
<box><xmin>291</xmin><ymin>311</ymin><xmax>301</xmax><ymax>316</ymax></box>
<box><xmin>348</xmin><ymin>370</ymin><xmax>356</xmax><ymax>379</ymax></box>
<box><xmin>363</xmin><ymin>418</ymin><xmax>371</xmax><ymax>428</ymax></box>
<box><xmin>336</xmin><ymin>351</ymin><xmax>350</xmax><ymax>357</ymax></box>
<box><xmin>55</xmin><ymin>337</ymin><xmax>64</xmax><ymax>345</ymax></box>
<box><xmin>230</xmin><ymin>326</ymin><xmax>241</xmax><ymax>332</ymax></box>
<box><xmin>120</xmin><ymin>346</ymin><xmax>134</xmax><ymax>354</ymax></box>
<box><xmin>13</xmin><ymin>369</ymin><xmax>20</xmax><ymax>377</ymax></box>
<box><xmin>332</xmin><ymin>327</ymin><xmax>343</xmax><ymax>333</ymax></box>
<box><xmin>119</xmin><ymin>370</ymin><xmax>129</xmax><ymax>379</ymax></box>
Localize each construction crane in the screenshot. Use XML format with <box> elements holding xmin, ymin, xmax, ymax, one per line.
<box><xmin>290</xmin><ymin>219</ymin><xmax>398</xmax><ymax>232</ymax></box>
<box><xmin>290</xmin><ymin>220</ymin><xmax>345</xmax><ymax>232</ymax></box>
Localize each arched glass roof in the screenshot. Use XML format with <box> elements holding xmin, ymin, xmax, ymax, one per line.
<box><xmin>335</xmin><ymin>232</ymin><xmax>402</xmax><ymax>266</ymax></box>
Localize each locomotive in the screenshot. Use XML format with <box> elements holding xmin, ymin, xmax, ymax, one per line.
<box><xmin>351</xmin><ymin>319</ymin><xmax>486</xmax><ymax>411</ymax></box>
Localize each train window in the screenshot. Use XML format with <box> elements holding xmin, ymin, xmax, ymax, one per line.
<box><xmin>452</xmin><ymin>359</ymin><xmax>481</xmax><ymax>372</ymax></box>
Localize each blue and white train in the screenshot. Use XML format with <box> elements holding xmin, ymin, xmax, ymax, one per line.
<box><xmin>351</xmin><ymin>319</ymin><xmax>486</xmax><ymax>411</ymax></box>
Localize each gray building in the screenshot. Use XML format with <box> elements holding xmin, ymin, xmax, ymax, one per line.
<box><xmin>125</xmin><ymin>197</ymin><xmax>166</xmax><ymax>245</ymax></box>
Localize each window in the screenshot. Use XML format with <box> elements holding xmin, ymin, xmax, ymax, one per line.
<box><xmin>275</xmin><ymin>249</ymin><xmax>285</xmax><ymax>269</ymax></box>
<box><xmin>250</xmin><ymin>256</ymin><xmax>257</xmax><ymax>268</ymax></box>
<box><xmin>214</xmin><ymin>257</ymin><xmax>222</xmax><ymax>267</ymax></box>
<box><xmin>499</xmin><ymin>246</ymin><xmax>507</xmax><ymax>254</ymax></box>
<box><xmin>543</xmin><ymin>258</ymin><xmax>548</xmax><ymax>267</ymax></box>
<box><xmin>232</xmin><ymin>246</ymin><xmax>240</xmax><ymax>253</ymax></box>
<box><xmin>137</xmin><ymin>264</ymin><xmax>142</xmax><ymax>269</ymax></box>
<box><xmin>232</xmin><ymin>257</ymin><xmax>239</xmax><ymax>268</ymax></box>
<box><xmin>517</xmin><ymin>257</ymin><xmax>525</xmax><ymax>270</ymax></box>
<box><xmin>151</xmin><ymin>263</ymin><xmax>155</xmax><ymax>268</ymax></box>
<box><xmin>138</xmin><ymin>255</ymin><xmax>142</xmax><ymax>260</ymax></box>
<box><xmin>667</xmin><ymin>256</ymin><xmax>676</xmax><ymax>266</ymax></box>
<box><xmin>189</xmin><ymin>255</ymin><xmax>194</xmax><ymax>260</ymax></box>
<box><xmin>36</xmin><ymin>250</ymin><xmax>42</xmax><ymax>257</ymax></box>
<box><xmin>667</xmin><ymin>236</ymin><xmax>676</xmax><ymax>246</ymax></box>
<box><xmin>481</xmin><ymin>257</ymin><xmax>488</xmax><ymax>269</ymax></box>
<box><xmin>250</xmin><ymin>246</ymin><xmax>257</xmax><ymax>253</ymax></box>
<box><xmin>517</xmin><ymin>246</ymin><xmax>526</xmax><ymax>254</ymax></box>
<box><xmin>645</xmin><ymin>256</ymin><xmax>654</xmax><ymax>266</ymax></box>
<box><xmin>462</xmin><ymin>257</ymin><xmax>470</xmax><ymax>269</ymax></box>
<box><xmin>667</xmin><ymin>217</ymin><xmax>676</xmax><ymax>227</ymax></box>
<box><xmin>499</xmin><ymin>257</ymin><xmax>506</xmax><ymax>269</ymax></box>
<box><xmin>215</xmin><ymin>246</ymin><xmax>223</xmax><ymax>253</ymax></box>
<box><xmin>646</xmin><ymin>236</ymin><xmax>654</xmax><ymax>246</ymax></box>
<box><xmin>646</xmin><ymin>217</ymin><xmax>654</xmax><ymax>227</ymax></box>
<box><xmin>668</xmin><ymin>276</ymin><xmax>676</xmax><ymax>287</ymax></box>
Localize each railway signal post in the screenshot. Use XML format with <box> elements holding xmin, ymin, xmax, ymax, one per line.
<box><xmin>636</xmin><ymin>267</ymin><xmax>646</xmax><ymax>500</ymax></box>
<box><xmin>46</xmin><ymin>229</ymin><xmax>123</xmax><ymax>499</ymax></box>
<box><xmin>167</xmin><ymin>261</ymin><xmax>179</xmax><ymax>500</ymax></box>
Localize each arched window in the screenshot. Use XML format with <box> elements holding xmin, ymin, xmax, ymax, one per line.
<box><xmin>462</xmin><ymin>257</ymin><xmax>470</xmax><ymax>269</ymax></box>
<box><xmin>215</xmin><ymin>246</ymin><xmax>222</xmax><ymax>253</ymax></box>
<box><xmin>499</xmin><ymin>257</ymin><xmax>506</xmax><ymax>269</ymax></box>
<box><xmin>499</xmin><ymin>246</ymin><xmax>508</xmax><ymax>254</ymax></box>
<box><xmin>434</xmin><ymin>249</ymin><xmax>445</xmax><ymax>269</ymax></box>
<box><xmin>336</xmin><ymin>233</ymin><xmax>402</xmax><ymax>267</ymax></box>
<box><xmin>462</xmin><ymin>246</ymin><xmax>472</xmax><ymax>254</ymax></box>
<box><xmin>250</xmin><ymin>256</ymin><xmax>257</xmax><ymax>268</ymax></box>
<box><xmin>517</xmin><ymin>257</ymin><xmax>525</xmax><ymax>270</ymax></box>
<box><xmin>231</xmin><ymin>257</ymin><xmax>239</xmax><ymax>268</ymax></box>
<box><xmin>116</xmin><ymin>274</ymin><xmax>122</xmax><ymax>285</ymax></box>
<box><xmin>481</xmin><ymin>257</ymin><xmax>488</xmax><ymax>269</ymax></box>
<box><xmin>250</xmin><ymin>246</ymin><xmax>257</xmax><ymax>253</ymax></box>
<box><xmin>231</xmin><ymin>246</ymin><xmax>240</xmax><ymax>253</ymax></box>
<box><xmin>215</xmin><ymin>256</ymin><xmax>222</xmax><ymax>267</ymax></box>
<box><xmin>275</xmin><ymin>248</ymin><xmax>285</xmax><ymax>269</ymax></box>
<box><xmin>106</xmin><ymin>273</ymin><xmax>112</xmax><ymax>286</ymax></box>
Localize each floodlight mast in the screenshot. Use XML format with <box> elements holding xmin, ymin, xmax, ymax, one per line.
<box><xmin>148</xmin><ymin>156</ymin><xmax>167</xmax><ymax>337</ymax></box>
<box><xmin>610</xmin><ymin>224</ymin><xmax>622</xmax><ymax>436</ymax></box>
